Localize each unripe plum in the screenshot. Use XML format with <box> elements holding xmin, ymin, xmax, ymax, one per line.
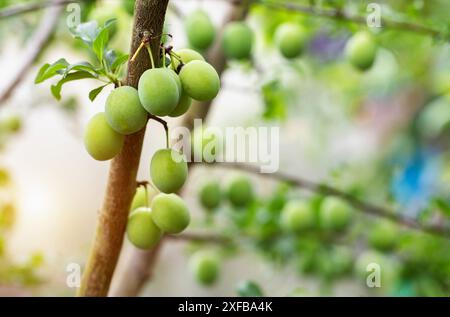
<box><xmin>126</xmin><ymin>207</ymin><xmax>162</xmax><ymax>249</ymax></box>
<box><xmin>169</xmin><ymin>90</ymin><xmax>192</xmax><ymax>117</ymax></box>
<box><xmin>185</xmin><ymin>10</ymin><xmax>215</xmax><ymax>51</ymax></box>
<box><xmin>151</xmin><ymin>193</ymin><xmax>190</xmax><ymax>234</ymax></box>
<box><xmin>368</xmin><ymin>221</ymin><xmax>398</xmax><ymax>251</ymax></box>
<box><xmin>189</xmin><ymin>250</ymin><xmax>220</xmax><ymax>286</ymax></box>
<box><xmin>280</xmin><ymin>200</ymin><xmax>315</xmax><ymax>232</ymax></box>
<box><xmin>319</xmin><ymin>197</ymin><xmax>353</xmax><ymax>231</ymax></box>
<box><xmin>130</xmin><ymin>185</ymin><xmax>158</xmax><ymax>212</ymax></box>
<box><xmin>171</xmin><ymin>48</ymin><xmax>205</xmax><ymax>70</ymax></box>
<box><xmin>167</xmin><ymin>69</ymin><xmax>182</xmax><ymax>98</ymax></box>
<box><xmin>150</xmin><ymin>149</ymin><xmax>188</xmax><ymax>193</ymax></box>
<box><xmin>199</xmin><ymin>180</ymin><xmax>222</xmax><ymax>210</ymax></box>
<box><xmin>274</xmin><ymin>22</ymin><xmax>308</xmax><ymax>59</ymax></box>
<box><xmin>179</xmin><ymin>60</ymin><xmax>220</xmax><ymax>101</ymax></box>
<box><xmin>226</xmin><ymin>175</ymin><xmax>254</xmax><ymax>208</ymax></box>
<box><xmin>84</xmin><ymin>112</ymin><xmax>124</xmax><ymax>161</ymax></box>
<box><xmin>222</xmin><ymin>22</ymin><xmax>253</xmax><ymax>60</ymax></box>
<box><xmin>138</xmin><ymin>68</ymin><xmax>179</xmax><ymax>116</ymax></box>
<box><xmin>105</xmin><ymin>86</ymin><xmax>148</xmax><ymax>135</ymax></box>
<box><xmin>345</xmin><ymin>31</ymin><xmax>377</xmax><ymax>71</ymax></box>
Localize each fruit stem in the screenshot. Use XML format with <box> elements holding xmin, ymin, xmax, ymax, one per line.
<box><xmin>130</xmin><ymin>41</ymin><xmax>145</xmax><ymax>63</ymax></box>
<box><xmin>146</xmin><ymin>45</ymin><xmax>156</xmax><ymax>69</ymax></box>
<box><xmin>149</xmin><ymin>114</ymin><xmax>169</xmax><ymax>148</ymax></box>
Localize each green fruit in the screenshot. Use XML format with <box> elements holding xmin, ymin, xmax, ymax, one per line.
<box><xmin>105</xmin><ymin>86</ymin><xmax>148</xmax><ymax>135</ymax></box>
<box><xmin>280</xmin><ymin>200</ymin><xmax>314</xmax><ymax>232</ymax></box>
<box><xmin>222</xmin><ymin>22</ymin><xmax>253</xmax><ymax>60</ymax></box>
<box><xmin>167</xmin><ymin>69</ymin><xmax>182</xmax><ymax>97</ymax></box>
<box><xmin>179</xmin><ymin>60</ymin><xmax>220</xmax><ymax>101</ymax></box>
<box><xmin>274</xmin><ymin>22</ymin><xmax>308</xmax><ymax>59</ymax></box>
<box><xmin>345</xmin><ymin>31</ymin><xmax>377</xmax><ymax>71</ymax></box>
<box><xmin>171</xmin><ymin>48</ymin><xmax>205</xmax><ymax>70</ymax></box>
<box><xmin>320</xmin><ymin>197</ymin><xmax>352</xmax><ymax>231</ymax></box>
<box><xmin>189</xmin><ymin>250</ymin><xmax>220</xmax><ymax>285</ymax></box>
<box><xmin>0</xmin><ymin>114</ymin><xmax>22</xmax><ymax>133</ymax></box>
<box><xmin>126</xmin><ymin>207</ymin><xmax>162</xmax><ymax>249</ymax></box>
<box><xmin>138</xmin><ymin>68</ymin><xmax>179</xmax><ymax>116</ymax></box>
<box><xmin>227</xmin><ymin>175</ymin><xmax>254</xmax><ymax>208</ymax></box>
<box><xmin>150</xmin><ymin>149</ymin><xmax>188</xmax><ymax>193</ymax></box>
<box><xmin>84</xmin><ymin>113</ymin><xmax>124</xmax><ymax>161</ymax></box>
<box><xmin>130</xmin><ymin>185</ymin><xmax>158</xmax><ymax>212</ymax></box>
<box><xmin>151</xmin><ymin>193</ymin><xmax>190</xmax><ymax>234</ymax></box>
<box><xmin>199</xmin><ymin>180</ymin><xmax>222</xmax><ymax>210</ymax></box>
<box><xmin>185</xmin><ymin>10</ymin><xmax>215</xmax><ymax>51</ymax></box>
<box><xmin>191</xmin><ymin>126</ymin><xmax>222</xmax><ymax>162</ymax></box>
<box><xmin>169</xmin><ymin>90</ymin><xmax>192</xmax><ymax>117</ymax></box>
<box><xmin>368</xmin><ymin>221</ymin><xmax>398</xmax><ymax>251</ymax></box>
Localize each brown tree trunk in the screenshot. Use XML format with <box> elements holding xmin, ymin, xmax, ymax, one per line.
<box><xmin>108</xmin><ymin>1</ymin><xmax>249</xmax><ymax>297</ymax></box>
<box><xmin>77</xmin><ymin>0</ymin><xmax>169</xmax><ymax>297</ymax></box>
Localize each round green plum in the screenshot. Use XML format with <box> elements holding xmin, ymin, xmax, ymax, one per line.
<box><xmin>169</xmin><ymin>90</ymin><xmax>192</xmax><ymax>117</ymax></box>
<box><xmin>84</xmin><ymin>112</ymin><xmax>124</xmax><ymax>161</ymax></box>
<box><xmin>189</xmin><ymin>250</ymin><xmax>220</xmax><ymax>286</ymax></box>
<box><xmin>319</xmin><ymin>197</ymin><xmax>353</xmax><ymax>231</ymax></box>
<box><xmin>130</xmin><ymin>185</ymin><xmax>158</xmax><ymax>212</ymax></box>
<box><xmin>171</xmin><ymin>48</ymin><xmax>205</xmax><ymax>71</ymax></box>
<box><xmin>150</xmin><ymin>149</ymin><xmax>188</xmax><ymax>193</ymax></box>
<box><xmin>222</xmin><ymin>22</ymin><xmax>253</xmax><ymax>60</ymax></box>
<box><xmin>105</xmin><ymin>86</ymin><xmax>148</xmax><ymax>135</ymax></box>
<box><xmin>151</xmin><ymin>193</ymin><xmax>190</xmax><ymax>234</ymax></box>
<box><xmin>138</xmin><ymin>68</ymin><xmax>179</xmax><ymax>116</ymax></box>
<box><xmin>226</xmin><ymin>175</ymin><xmax>254</xmax><ymax>208</ymax></box>
<box><xmin>274</xmin><ymin>22</ymin><xmax>308</xmax><ymax>59</ymax></box>
<box><xmin>185</xmin><ymin>10</ymin><xmax>215</xmax><ymax>51</ymax></box>
<box><xmin>368</xmin><ymin>221</ymin><xmax>398</xmax><ymax>251</ymax></box>
<box><xmin>345</xmin><ymin>31</ymin><xmax>377</xmax><ymax>71</ymax></box>
<box><xmin>179</xmin><ymin>60</ymin><xmax>220</xmax><ymax>101</ymax></box>
<box><xmin>280</xmin><ymin>200</ymin><xmax>315</xmax><ymax>232</ymax></box>
<box><xmin>126</xmin><ymin>207</ymin><xmax>162</xmax><ymax>249</ymax></box>
<box><xmin>199</xmin><ymin>180</ymin><xmax>222</xmax><ymax>210</ymax></box>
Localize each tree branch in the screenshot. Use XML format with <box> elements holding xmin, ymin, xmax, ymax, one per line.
<box><xmin>78</xmin><ymin>0</ymin><xmax>170</xmax><ymax>297</ymax></box>
<box><xmin>0</xmin><ymin>5</ymin><xmax>63</xmax><ymax>105</ymax></box>
<box><xmin>108</xmin><ymin>0</ymin><xmax>250</xmax><ymax>297</ymax></box>
<box><xmin>0</xmin><ymin>0</ymin><xmax>75</xmax><ymax>19</ymax></box>
<box><xmin>207</xmin><ymin>162</ymin><xmax>450</xmax><ymax>239</ymax></box>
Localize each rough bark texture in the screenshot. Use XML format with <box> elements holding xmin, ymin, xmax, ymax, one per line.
<box><xmin>108</xmin><ymin>1</ymin><xmax>249</xmax><ymax>297</ymax></box>
<box><xmin>78</xmin><ymin>0</ymin><xmax>169</xmax><ymax>297</ymax></box>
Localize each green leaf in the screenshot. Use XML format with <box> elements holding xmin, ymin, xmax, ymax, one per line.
<box><xmin>111</xmin><ymin>53</ymin><xmax>129</xmax><ymax>73</ymax></box>
<box><xmin>261</xmin><ymin>79</ymin><xmax>286</xmax><ymax>121</ymax></box>
<box><xmin>236</xmin><ymin>280</ymin><xmax>264</xmax><ymax>297</ymax></box>
<box><xmin>35</xmin><ymin>59</ymin><xmax>69</xmax><ymax>84</ymax></box>
<box><xmin>71</xmin><ymin>21</ymin><xmax>99</xmax><ymax>47</ymax></box>
<box><xmin>64</xmin><ymin>62</ymin><xmax>98</xmax><ymax>75</ymax></box>
<box><xmin>93</xmin><ymin>27</ymin><xmax>109</xmax><ymax>63</ymax></box>
<box><xmin>89</xmin><ymin>84</ymin><xmax>109</xmax><ymax>101</ymax></box>
<box><xmin>50</xmin><ymin>71</ymin><xmax>97</xmax><ymax>100</ymax></box>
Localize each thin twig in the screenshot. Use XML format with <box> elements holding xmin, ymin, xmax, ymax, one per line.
<box><xmin>204</xmin><ymin>162</ymin><xmax>450</xmax><ymax>239</ymax></box>
<box><xmin>0</xmin><ymin>0</ymin><xmax>76</xmax><ymax>19</ymax></box>
<box><xmin>0</xmin><ymin>5</ymin><xmax>64</xmax><ymax>106</ymax></box>
<box><xmin>166</xmin><ymin>232</ymin><xmax>232</xmax><ymax>244</ymax></box>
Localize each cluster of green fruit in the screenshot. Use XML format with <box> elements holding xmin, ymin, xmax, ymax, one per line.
<box><xmin>198</xmin><ymin>174</ymin><xmax>255</xmax><ymax>211</ymax></box>
<box><xmin>280</xmin><ymin>196</ymin><xmax>353</xmax><ymax>233</ymax></box>
<box><xmin>185</xmin><ymin>9</ymin><xmax>254</xmax><ymax>60</ymax></box>
<box><xmin>83</xmin><ymin>47</ymin><xmax>220</xmax><ymax>161</ymax></box>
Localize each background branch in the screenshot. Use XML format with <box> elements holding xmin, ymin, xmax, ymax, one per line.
<box><xmin>0</xmin><ymin>5</ymin><xmax>63</xmax><ymax>105</ymax></box>
<box><xmin>0</xmin><ymin>0</ymin><xmax>75</xmax><ymax>19</ymax></box>
<box><xmin>208</xmin><ymin>162</ymin><xmax>450</xmax><ymax>239</ymax></box>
